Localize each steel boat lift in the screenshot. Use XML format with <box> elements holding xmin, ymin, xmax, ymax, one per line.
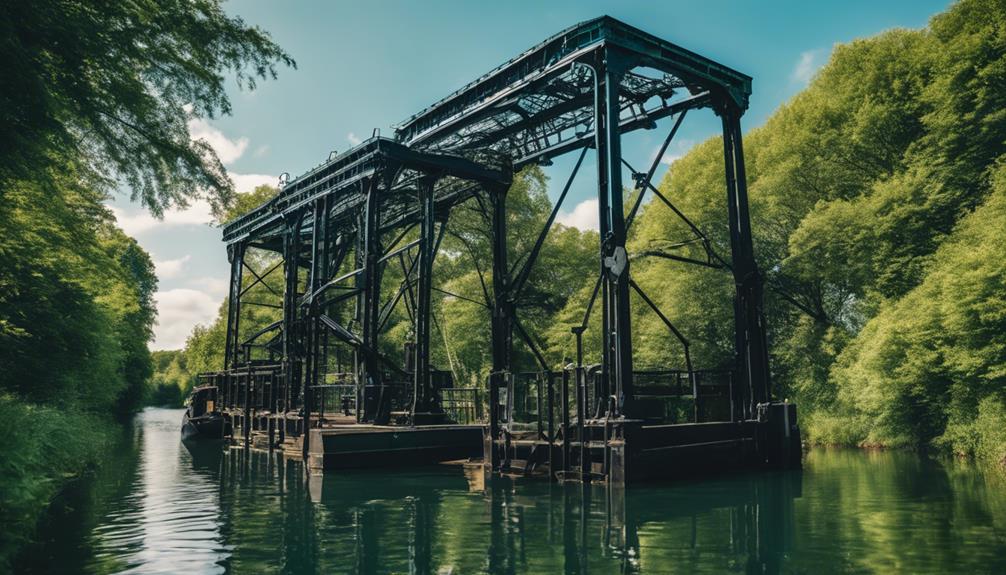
<box><xmin>200</xmin><ymin>16</ymin><xmax>801</xmax><ymax>482</ymax></box>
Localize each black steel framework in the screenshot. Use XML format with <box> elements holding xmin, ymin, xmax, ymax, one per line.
<box><xmin>206</xmin><ymin>16</ymin><xmax>797</xmax><ymax>480</ymax></box>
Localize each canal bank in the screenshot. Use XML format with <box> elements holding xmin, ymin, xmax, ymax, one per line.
<box><xmin>0</xmin><ymin>397</ymin><xmax>122</xmax><ymax>571</ymax></box>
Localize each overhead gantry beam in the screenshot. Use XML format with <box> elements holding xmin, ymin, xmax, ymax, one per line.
<box><xmin>395</xmin><ymin>15</ymin><xmax>750</xmax><ymax>150</ymax></box>
<box><xmin>221</xmin><ymin>139</ymin><xmax>510</xmax><ymax>248</ymax></box>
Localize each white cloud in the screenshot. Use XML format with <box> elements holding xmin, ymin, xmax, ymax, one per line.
<box><xmin>152</xmin><ymin>288</ymin><xmax>221</xmax><ymax>350</ymax></box>
<box><xmin>648</xmin><ymin>137</ymin><xmax>694</xmax><ymax>169</ymax></box>
<box><xmin>230</xmin><ymin>172</ymin><xmax>277</xmax><ymax>194</ymax></box>
<box><xmin>557</xmin><ymin>198</ymin><xmax>599</xmax><ymax>231</ymax></box>
<box><xmin>661</xmin><ymin>153</ymin><xmax>682</xmax><ymax>166</ymax></box>
<box><xmin>253</xmin><ymin>145</ymin><xmax>270</xmax><ymax>158</ymax></box>
<box><xmin>188</xmin><ymin>118</ymin><xmax>249</xmax><ymax>165</ymax></box>
<box><xmin>791</xmin><ymin>49</ymin><xmax>825</xmax><ymax>85</ymax></box>
<box><xmin>111</xmin><ymin>199</ymin><xmax>215</xmax><ymax>236</ymax></box>
<box><xmin>154</xmin><ymin>255</ymin><xmax>192</xmax><ymax>280</ymax></box>
<box><xmin>109</xmin><ymin>172</ymin><xmax>275</xmax><ymax>235</ymax></box>
<box><xmin>347</xmin><ymin>132</ymin><xmax>363</xmax><ymax>146</ymax></box>
<box><xmin>186</xmin><ymin>276</ymin><xmax>229</xmax><ymax>297</ymax></box>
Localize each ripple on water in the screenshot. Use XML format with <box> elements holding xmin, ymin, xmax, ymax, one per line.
<box><xmin>84</xmin><ymin>409</ymin><xmax>229</xmax><ymax>575</ymax></box>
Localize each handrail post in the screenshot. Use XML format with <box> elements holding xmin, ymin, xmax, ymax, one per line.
<box><xmin>561</xmin><ymin>368</ymin><xmax>570</xmax><ymax>477</ymax></box>
<box><xmin>577</xmin><ymin>366</ymin><xmax>587</xmax><ymax>482</ymax></box>
<box><xmin>243</xmin><ymin>364</ymin><xmax>252</xmax><ymax>450</ymax></box>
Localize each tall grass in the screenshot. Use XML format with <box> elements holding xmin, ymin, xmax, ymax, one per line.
<box><xmin>0</xmin><ymin>395</ymin><xmax>112</xmax><ymax>568</ymax></box>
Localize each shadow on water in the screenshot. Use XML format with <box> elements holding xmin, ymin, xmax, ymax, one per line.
<box><xmin>14</xmin><ymin>408</ymin><xmax>1006</xmax><ymax>574</ymax></box>
<box><xmin>13</xmin><ymin>409</ymin><xmax>144</xmax><ymax>574</ymax></box>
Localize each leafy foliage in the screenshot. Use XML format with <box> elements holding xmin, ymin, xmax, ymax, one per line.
<box><xmin>0</xmin><ymin>165</ymin><xmax>159</xmax><ymax>568</ymax></box>
<box><xmin>0</xmin><ymin>0</ymin><xmax>294</xmax><ymax>216</ymax></box>
<box><xmin>0</xmin><ymin>396</ymin><xmax>110</xmax><ymax>567</ymax></box>
<box><xmin>827</xmin><ymin>163</ymin><xmax>1006</xmax><ymax>452</ymax></box>
<box><xmin>0</xmin><ymin>168</ymin><xmax>157</xmax><ymax>413</ymax></box>
<box><xmin>147</xmin><ymin>350</ymin><xmax>192</xmax><ymax>407</ymax></box>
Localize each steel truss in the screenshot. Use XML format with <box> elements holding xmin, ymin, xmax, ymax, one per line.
<box><xmin>208</xmin><ymin>16</ymin><xmax>790</xmax><ymax>477</ymax></box>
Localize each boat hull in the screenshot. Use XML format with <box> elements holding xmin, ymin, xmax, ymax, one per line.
<box><xmin>181</xmin><ymin>411</ymin><xmax>226</xmax><ymax>441</ymax></box>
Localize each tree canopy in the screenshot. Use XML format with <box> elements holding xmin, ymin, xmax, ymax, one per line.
<box><xmin>0</xmin><ymin>0</ymin><xmax>294</xmax><ymax>216</ymax></box>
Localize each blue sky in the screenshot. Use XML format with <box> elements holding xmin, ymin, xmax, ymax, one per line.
<box><xmin>116</xmin><ymin>0</ymin><xmax>950</xmax><ymax>349</ymax></box>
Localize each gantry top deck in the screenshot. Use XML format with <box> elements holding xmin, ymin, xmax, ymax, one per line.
<box><xmin>395</xmin><ymin>16</ymin><xmax>751</xmax><ymax>160</ymax></box>
<box><xmin>222</xmin><ymin>15</ymin><xmax>752</xmax><ymax>247</ymax></box>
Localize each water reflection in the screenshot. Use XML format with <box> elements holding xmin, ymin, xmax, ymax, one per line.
<box><xmin>185</xmin><ymin>435</ymin><xmax>804</xmax><ymax>573</ymax></box>
<box><xmin>463</xmin><ymin>470</ymin><xmax>802</xmax><ymax>575</ymax></box>
<box><xmin>14</xmin><ymin>408</ymin><xmax>1006</xmax><ymax>574</ymax></box>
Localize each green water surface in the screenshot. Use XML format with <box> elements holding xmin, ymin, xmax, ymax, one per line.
<box><xmin>14</xmin><ymin>408</ymin><xmax>1006</xmax><ymax>574</ymax></box>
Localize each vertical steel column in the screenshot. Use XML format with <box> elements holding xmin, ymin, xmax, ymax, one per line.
<box><xmin>720</xmin><ymin>102</ymin><xmax>771</xmax><ymax>419</ymax></box>
<box><xmin>413</xmin><ymin>176</ymin><xmax>437</xmax><ymax>418</ymax></box>
<box><xmin>596</xmin><ymin>47</ymin><xmax>634</xmax><ymax>417</ymax></box>
<box><xmin>357</xmin><ymin>176</ymin><xmax>385</xmax><ymax>423</ymax></box>
<box><xmin>281</xmin><ymin>213</ymin><xmax>302</xmax><ymax>443</ymax></box>
<box><xmin>320</xmin><ymin>217</ymin><xmax>333</xmax><ymax>422</ymax></box>
<box><xmin>303</xmin><ymin>197</ymin><xmax>328</xmax><ymax>459</ymax></box>
<box><xmin>315</xmin><ymin>198</ymin><xmax>330</xmax><ymax>384</ymax></box>
<box><xmin>353</xmin><ymin>211</ymin><xmax>364</xmax><ymax>423</ymax></box>
<box><xmin>487</xmin><ymin>183</ymin><xmax>512</xmax><ymax>471</ymax></box>
<box><xmin>283</xmin><ymin>213</ymin><xmax>301</xmax><ymax>442</ymax></box>
<box><xmin>593</xmin><ymin>52</ymin><xmax>613</xmax><ymax>418</ymax></box>
<box><xmin>489</xmin><ymin>184</ymin><xmax>512</xmax><ymax>374</ymax></box>
<box><xmin>223</xmin><ymin>242</ymin><xmax>246</xmax><ymax>370</ymax></box>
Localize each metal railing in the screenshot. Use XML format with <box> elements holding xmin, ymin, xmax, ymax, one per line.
<box><xmin>441</xmin><ymin>387</ymin><xmax>483</xmax><ymax>424</ymax></box>
<box><xmin>309</xmin><ymin>382</ymin><xmax>357</xmax><ymax>421</ymax></box>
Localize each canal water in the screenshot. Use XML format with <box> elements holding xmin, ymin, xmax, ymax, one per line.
<box><xmin>14</xmin><ymin>408</ymin><xmax>1006</xmax><ymax>574</ymax></box>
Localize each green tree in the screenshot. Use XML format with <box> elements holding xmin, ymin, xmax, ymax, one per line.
<box><xmin>437</xmin><ymin>167</ymin><xmax>596</xmax><ymax>384</ymax></box>
<box><xmin>824</xmin><ymin>161</ymin><xmax>1006</xmax><ymax>454</ymax></box>
<box><xmin>0</xmin><ymin>0</ymin><xmax>294</xmax><ymax>216</ymax></box>
<box><xmin>0</xmin><ymin>4</ymin><xmax>293</xmax><ymax>561</ymax></box>
<box><xmin>611</xmin><ymin>0</ymin><xmax>1006</xmax><ymax>462</ymax></box>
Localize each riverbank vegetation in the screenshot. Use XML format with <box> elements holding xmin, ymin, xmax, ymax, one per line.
<box><xmin>0</xmin><ymin>168</ymin><xmax>159</xmax><ymax>564</ymax></box>
<box><xmin>604</xmin><ymin>0</ymin><xmax>1004</xmax><ymax>464</ymax></box>
<box><xmin>152</xmin><ymin>0</ymin><xmax>1005</xmax><ymax>466</ymax></box>
<box><xmin>648</xmin><ymin>0</ymin><xmax>1006</xmax><ymax>462</ymax></box>
<box><xmin>0</xmin><ymin>0</ymin><xmax>292</xmax><ymax>568</ymax></box>
<box><xmin>711</xmin><ymin>0</ymin><xmax>1005</xmax><ymax>462</ymax></box>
